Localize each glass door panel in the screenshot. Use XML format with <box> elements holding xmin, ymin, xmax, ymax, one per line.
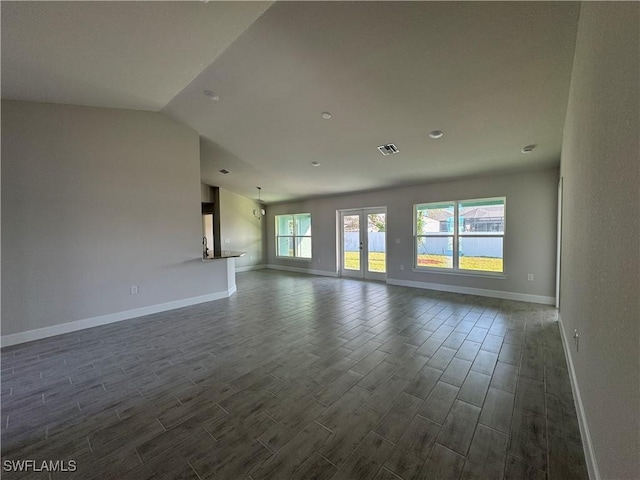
<box><xmin>342</xmin><ymin>214</ymin><xmax>361</xmax><ymax>275</ymax></box>
<box><xmin>367</xmin><ymin>213</ymin><xmax>386</xmax><ymax>273</ymax></box>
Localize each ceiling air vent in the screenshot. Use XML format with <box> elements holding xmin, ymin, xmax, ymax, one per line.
<box><xmin>377</xmin><ymin>143</ymin><xmax>399</xmax><ymax>155</ymax></box>
<box><xmin>219</xmin><ymin>169</ymin><xmax>231</xmax><ymax>174</ymax></box>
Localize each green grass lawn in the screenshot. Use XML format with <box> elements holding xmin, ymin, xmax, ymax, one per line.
<box><xmin>344</xmin><ymin>251</ymin><xmax>385</xmax><ymax>272</ymax></box>
<box><xmin>345</xmin><ymin>252</ymin><xmax>502</xmax><ymax>273</ymax></box>
<box><xmin>417</xmin><ymin>254</ymin><xmax>503</xmax><ymax>272</ymax></box>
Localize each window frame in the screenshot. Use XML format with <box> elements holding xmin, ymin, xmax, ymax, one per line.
<box><xmin>413</xmin><ymin>197</ymin><xmax>506</xmax><ymax>275</ymax></box>
<box><xmin>275</xmin><ymin>213</ymin><xmax>312</xmax><ymax>259</ymax></box>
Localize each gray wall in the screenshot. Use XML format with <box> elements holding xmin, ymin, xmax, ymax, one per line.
<box><xmin>267</xmin><ymin>168</ymin><xmax>559</xmax><ymax>300</ymax></box>
<box><xmin>2</xmin><ymin>100</ymin><xmax>232</xmax><ymax>337</ymax></box>
<box><xmin>559</xmin><ymin>3</ymin><xmax>639</xmax><ymax>479</ymax></box>
<box><xmin>219</xmin><ymin>188</ymin><xmax>267</xmax><ymax>269</ymax></box>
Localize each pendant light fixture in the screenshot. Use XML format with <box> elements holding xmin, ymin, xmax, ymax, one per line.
<box><xmin>253</xmin><ymin>186</ymin><xmax>266</xmax><ymax>220</ymax></box>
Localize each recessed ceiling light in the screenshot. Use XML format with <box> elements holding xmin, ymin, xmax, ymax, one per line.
<box><xmin>429</xmin><ymin>130</ymin><xmax>444</xmax><ymax>139</ymax></box>
<box><xmin>522</xmin><ymin>144</ymin><xmax>536</xmax><ymax>154</ymax></box>
<box><xmin>311</xmin><ymin>161</ymin><xmax>320</xmax><ymax>167</ymax></box>
<box><xmin>321</xmin><ymin>112</ymin><xmax>332</xmax><ymax>120</ymax></box>
<box><xmin>204</xmin><ymin>90</ymin><xmax>219</xmax><ymax>101</ymax></box>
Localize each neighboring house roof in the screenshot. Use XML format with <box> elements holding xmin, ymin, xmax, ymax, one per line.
<box><xmin>421</xmin><ymin>208</ymin><xmax>453</xmax><ymax>221</ymax></box>
<box><xmin>460</xmin><ymin>206</ymin><xmax>504</xmax><ymax>219</ymax></box>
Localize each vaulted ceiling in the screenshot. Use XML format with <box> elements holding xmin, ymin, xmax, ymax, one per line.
<box><xmin>1</xmin><ymin>1</ymin><xmax>580</xmax><ymax>203</ymax></box>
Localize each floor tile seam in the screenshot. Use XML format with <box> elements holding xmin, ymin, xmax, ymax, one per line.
<box><xmin>135</xmin><ymin>448</ymin><xmax>144</xmax><ymax>466</ymax></box>
<box><xmin>402</xmin><ymin>390</ymin><xmax>426</xmax><ymax>403</ymax></box>
<box><xmin>415</xmin><ymin>412</ymin><xmax>443</xmax><ymax>427</ymax></box>
<box><xmin>413</xmin><ymin>441</ymin><xmax>458</xmax><ymax>480</ymax></box>
<box><xmin>377</xmin><ymin>467</ymin><xmax>406</xmax><ymax>480</ymax></box>
<box><xmin>437</xmin><ymin>375</ymin><xmax>465</xmax><ymax>390</ymax></box>
<box><xmin>476</xmin><ymin>415</ymin><xmax>511</xmax><ymax>435</ymax></box>
<box><xmin>458</xmin><ymin>428</ymin><xmax>480</xmax><ymax>477</ymax></box>
<box><xmin>475</xmin><ymin>421</ymin><xmax>511</xmax><ymax>438</ymax></box>
<box><xmin>313</xmin><ymin>419</ymin><xmax>335</xmax><ymax>436</ymax></box>
<box><xmin>508</xmin><ymin>450</ymin><xmax>548</xmax><ymax>474</ymax></box>
<box><xmin>325</xmin><ymin>427</ymin><xmax>392</xmax><ymax>476</ymax></box>
<box><xmin>256</xmin><ymin>437</ymin><xmax>275</xmax><ymax>456</ymax></box>
<box><xmin>203</xmin><ymin>422</ymin><xmax>221</xmax><ymax>442</ymax></box>
<box><xmin>356</xmin><ymin>399</ymin><xmax>388</xmax><ymax>420</ymax></box>
<box><xmin>504</xmin><ymin>335</ymin><xmax>525</xmax><ymax>479</ymax></box>
<box><xmin>487</xmin><ymin>382</ymin><xmax>516</xmax><ymax>395</ymax></box>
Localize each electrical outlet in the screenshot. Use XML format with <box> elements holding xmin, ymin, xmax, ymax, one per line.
<box><xmin>224</xmin><ymin>238</ymin><xmax>230</xmax><ymax>244</ymax></box>
<box><xmin>400</xmin><ymin>265</ymin><xmax>404</xmax><ymax>271</ymax></box>
<box><xmin>130</xmin><ymin>285</ymin><xmax>139</xmax><ymax>295</ymax></box>
<box><xmin>395</xmin><ymin>238</ymin><xmax>401</xmax><ymax>244</ymax></box>
<box><xmin>527</xmin><ymin>273</ymin><xmax>534</xmax><ymax>281</ymax></box>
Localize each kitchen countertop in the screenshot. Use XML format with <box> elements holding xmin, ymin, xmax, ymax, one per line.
<box><xmin>202</xmin><ymin>251</ymin><xmax>246</xmax><ymax>261</ymax></box>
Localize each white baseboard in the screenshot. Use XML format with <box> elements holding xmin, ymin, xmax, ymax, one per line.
<box><xmin>558</xmin><ymin>314</ymin><xmax>600</xmax><ymax>480</ymax></box>
<box><xmin>266</xmin><ymin>264</ymin><xmax>339</xmax><ymax>278</ymax></box>
<box><xmin>386</xmin><ymin>278</ymin><xmax>555</xmax><ymax>305</ymax></box>
<box><xmin>235</xmin><ymin>264</ymin><xmax>267</xmax><ymax>273</ymax></box>
<box><xmin>1</xmin><ymin>288</ymin><xmax>236</xmax><ymax>348</ymax></box>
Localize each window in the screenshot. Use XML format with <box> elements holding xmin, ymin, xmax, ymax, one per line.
<box><xmin>276</xmin><ymin>213</ymin><xmax>312</xmax><ymax>258</ymax></box>
<box><xmin>415</xmin><ymin>197</ymin><xmax>505</xmax><ymax>273</ymax></box>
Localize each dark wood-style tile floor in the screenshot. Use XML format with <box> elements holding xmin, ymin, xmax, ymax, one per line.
<box><xmin>1</xmin><ymin>270</ymin><xmax>588</xmax><ymax>480</ymax></box>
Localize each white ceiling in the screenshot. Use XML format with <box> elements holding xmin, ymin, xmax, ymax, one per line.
<box><xmin>1</xmin><ymin>1</ymin><xmax>272</xmax><ymax>111</ymax></box>
<box><xmin>1</xmin><ymin>1</ymin><xmax>580</xmax><ymax>204</ymax></box>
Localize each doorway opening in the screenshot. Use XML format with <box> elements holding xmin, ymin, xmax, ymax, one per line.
<box><xmin>202</xmin><ymin>185</ymin><xmax>221</xmax><ymax>257</ymax></box>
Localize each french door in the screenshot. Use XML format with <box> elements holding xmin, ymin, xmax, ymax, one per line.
<box><xmin>340</xmin><ymin>207</ymin><xmax>387</xmax><ymax>281</ymax></box>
